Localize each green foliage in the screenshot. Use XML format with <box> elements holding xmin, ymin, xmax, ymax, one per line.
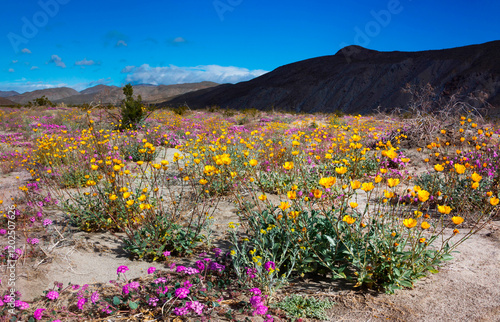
<box><xmin>172</xmin><ymin>105</ymin><xmax>190</xmax><ymax>116</ymax></box>
<box><xmin>414</xmin><ymin>172</ymin><xmax>492</xmax><ymax>213</ymax></box>
<box><xmin>62</xmin><ymin>185</ymin><xmax>142</xmax><ymax>232</ymax></box>
<box><xmin>276</xmin><ymin>294</ymin><xmax>335</xmax><ymax>321</ymax></box>
<box><xmin>123</xmin><ymin>214</ymin><xmax>205</xmax><ymax>260</ymax></box>
<box><xmin>32</xmin><ymin>95</ymin><xmax>54</xmax><ymax>107</ymax></box>
<box><xmin>119</xmin><ymin>84</ymin><xmax>145</xmax><ymax>130</ymax></box>
<box><xmin>120</xmin><ymin>141</ymin><xmax>158</xmax><ymax>162</ymax></box>
<box><xmin>59</xmin><ymin>167</ymin><xmax>98</xmax><ymax>188</ymax></box>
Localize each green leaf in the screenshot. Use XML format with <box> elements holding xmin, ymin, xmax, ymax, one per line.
<box><xmin>399</xmin><ymin>280</ymin><xmax>413</xmax><ymax>288</ymax></box>
<box><xmin>129</xmin><ymin>301</ymin><xmax>138</xmax><ymax>310</ymax></box>
<box><xmin>441</xmin><ymin>254</ymin><xmax>454</xmax><ymax>261</ymax></box>
<box><xmin>429</xmin><ymin>269</ymin><xmax>439</xmax><ymax>274</ymax></box>
<box><xmin>113</xmin><ymin>296</ymin><xmax>121</xmax><ymax>305</ymax></box>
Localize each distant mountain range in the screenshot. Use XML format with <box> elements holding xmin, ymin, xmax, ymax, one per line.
<box><xmin>162</xmin><ymin>40</ymin><xmax>500</xmax><ymax>114</ymax></box>
<box><xmin>0</xmin><ymin>97</ymin><xmax>16</xmax><ymax>105</ymax></box>
<box><xmin>1</xmin><ymin>82</ymin><xmax>218</xmax><ymax>106</ymax></box>
<box><xmin>0</xmin><ymin>91</ymin><xmax>20</xmax><ymax>98</ymax></box>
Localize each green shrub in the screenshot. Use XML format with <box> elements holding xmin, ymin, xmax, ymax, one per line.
<box><xmin>276</xmin><ymin>294</ymin><xmax>335</xmax><ymax>321</ymax></box>
<box><xmin>119</xmin><ymin>84</ymin><xmax>145</xmax><ymax>130</ymax></box>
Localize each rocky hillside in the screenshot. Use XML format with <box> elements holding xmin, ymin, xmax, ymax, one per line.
<box><xmin>8</xmin><ymin>87</ymin><xmax>80</xmax><ymax>105</ymax></box>
<box><xmin>162</xmin><ymin>41</ymin><xmax>500</xmax><ymax>114</ymax></box>
<box><xmin>0</xmin><ymin>97</ymin><xmax>16</xmax><ymax>106</ymax></box>
<box><xmin>0</xmin><ymin>91</ymin><xmax>20</xmax><ymax>98</ymax></box>
<box><xmin>54</xmin><ymin>82</ymin><xmax>219</xmax><ymax>105</ymax></box>
<box><xmin>6</xmin><ymin>82</ymin><xmax>219</xmax><ymax>106</ymax></box>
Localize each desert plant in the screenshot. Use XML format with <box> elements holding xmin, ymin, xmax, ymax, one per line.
<box><xmin>119</xmin><ymin>84</ymin><xmax>145</xmax><ymax>130</ymax></box>
<box><xmin>276</xmin><ymin>294</ymin><xmax>335</xmax><ymax>321</ymax></box>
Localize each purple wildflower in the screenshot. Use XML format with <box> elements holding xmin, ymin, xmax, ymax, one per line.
<box><xmin>46</xmin><ymin>290</ymin><xmax>59</xmax><ymax>300</ymax></box>
<box><xmin>91</xmin><ymin>292</ymin><xmax>99</xmax><ymax>304</ymax></box>
<box><xmin>186</xmin><ymin>301</ymin><xmax>205</xmax><ymax>315</ymax></box>
<box><xmin>174</xmin><ymin>287</ymin><xmax>190</xmax><ymax>299</ymax></box>
<box><xmin>77</xmin><ymin>298</ymin><xmax>86</xmax><ymax>310</ymax></box>
<box><xmin>173</xmin><ymin>306</ymin><xmax>189</xmax><ymax>316</ymax></box>
<box><xmin>34</xmin><ymin>308</ymin><xmax>45</xmax><ymax>320</ymax></box>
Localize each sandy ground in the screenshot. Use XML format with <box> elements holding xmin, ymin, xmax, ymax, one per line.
<box><xmin>0</xmin><ymin>148</ymin><xmax>499</xmax><ymax>321</ymax></box>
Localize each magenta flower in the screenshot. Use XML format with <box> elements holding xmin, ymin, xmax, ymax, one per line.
<box><xmin>174</xmin><ymin>287</ymin><xmax>190</xmax><ymax>299</ymax></box>
<box><xmin>15</xmin><ymin>300</ymin><xmax>29</xmax><ymax>310</ymax></box>
<box><xmin>117</xmin><ymin>265</ymin><xmax>129</xmax><ymax>274</ymax></box>
<box><xmin>186</xmin><ymin>301</ymin><xmax>205</xmax><ymax>315</ymax></box>
<box><xmin>34</xmin><ymin>308</ymin><xmax>45</xmax><ymax>320</ymax></box>
<box><xmin>249</xmin><ymin>288</ymin><xmax>262</xmax><ymax>295</ymax></box>
<box><xmin>91</xmin><ymin>291</ymin><xmax>99</xmax><ymax>304</ymax></box>
<box><xmin>183</xmin><ymin>280</ymin><xmax>193</xmax><ymax>289</ymax></box>
<box><xmin>163</xmin><ymin>250</ymin><xmax>171</xmax><ymax>257</ymax></box>
<box><xmin>148</xmin><ymin>297</ymin><xmax>159</xmax><ymax>307</ymax></box>
<box><xmin>154</xmin><ymin>277</ymin><xmax>167</xmax><ymax>284</ymax></box>
<box><xmin>147</xmin><ymin>266</ymin><xmax>156</xmax><ymax>274</ymax></box>
<box><xmin>253</xmin><ymin>304</ymin><xmax>269</xmax><ymax>315</ymax></box>
<box><xmin>46</xmin><ymin>290</ymin><xmax>59</xmax><ymax>300</ymax></box>
<box><xmin>77</xmin><ymin>298</ymin><xmax>86</xmax><ymax>310</ymax></box>
<box><xmin>264</xmin><ymin>261</ymin><xmax>276</xmax><ymax>272</ymax></box>
<box><xmin>173</xmin><ymin>306</ymin><xmax>189</xmax><ymax>316</ymax></box>
<box><xmin>250</xmin><ymin>295</ymin><xmax>263</xmax><ymax>307</ymax></box>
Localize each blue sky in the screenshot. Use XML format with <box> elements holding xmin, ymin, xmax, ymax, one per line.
<box><xmin>2</xmin><ymin>0</ymin><xmax>499</xmax><ymax>93</ymax></box>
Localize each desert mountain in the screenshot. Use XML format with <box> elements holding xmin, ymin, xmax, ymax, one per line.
<box><xmin>0</xmin><ymin>91</ymin><xmax>20</xmax><ymax>98</ymax></box>
<box><xmin>162</xmin><ymin>41</ymin><xmax>500</xmax><ymax>114</ymax></box>
<box><xmin>8</xmin><ymin>87</ymin><xmax>80</xmax><ymax>105</ymax></box>
<box><xmin>6</xmin><ymin>82</ymin><xmax>218</xmax><ymax>106</ymax></box>
<box><xmin>0</xmin><ymin>97</ymin><xmax>16</xmax><ymax>106</ymax></box>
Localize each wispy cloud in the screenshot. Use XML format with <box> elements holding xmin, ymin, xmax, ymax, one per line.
<box><xmin>173</xmin><ymin>37</ymin><xmax>186</xmax><ymax>43</ymax></box>
<box><xmin>48</xmin><ymin>55</ymin><xmax>66</xmax><ymax>68</ymax></box>
<box><xmin>116</xmin><ymin>40</ymin><xmax>128</xmax><ymax>47</ymax></box>
<box><xmin>21</xmin><ymin>48</ymin><xmax>31</xmax><ymax>54</ymax></box>
<box><xmin>123</xmin><ymin>64</ymin><xmax>268</xmax><ymax>85</ymax></box>
<box><xmin>87</xmin><ymin>78</ymin><xmax>113</xmax><ymax>87</ymax></box>
<box><xmin>12</xmin><ymin>60</ymin><xmax>18</xmax><ymax>64</ymax></box>
<box><xmin>104</xmin><ymin>30</ymin><xmax>129</xmax><ymax>47</ymax></box>
<box><xmin>0</xmin><ymin>81</ymin><xmax>69</xmax><ymax>93</ymax></box>
<box><xmin>31</xmin><ymin>66</ymin><xmax>39</xmax><ymax>70</ymax></box>
<box><xmin>121</xmin><ymin>66</ymin><xmax>135</xmax><ymax>73</ymax></box>
<box><xmin>75</xmin><ymin>58</ymin><xmax>97</xmax><ymax>66</ymax></box>
<box><xmin>8</xmin><ymin>68</ymin><xmax>15</xmax><ymax>73</ymax></box>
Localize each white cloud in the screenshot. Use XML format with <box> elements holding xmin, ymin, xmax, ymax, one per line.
<box><xmin>173</xmin><ymin>37</ymin><xmax>186</xmax><ymax>43</ymax></box>
<box><xmin>124</xmin><ymin>64</ymin><xmax>268</xmax><ymax>85</ymax></box>
<box><xmin>75</xmin><ymin>58</ymin><xmax>96</xmax><ymax>66</ymax></box>
<box><xmin>121</xmin><ymin>66</ymin><xmax>136</xmax><ymax>73</ymax></box>
<box><xmin>31</xmin><ymin>66</ymin><xmax>39</xmax><ymax>70</ymax></box>
<box><xmin>48</xmin><ymin>55</ymin><xmax>66</xmax><ymax>68</ymax></box>
<box><xmin>12</xmin><ymin>60</ymin><xmax>18</xmax><ymax>64</ymax></box>
<box><xmin>116</xmin><ymin>40</ymin><xmax>128</xmax><ymax>47</ymax></box>
<box><xmin>0</xmin><ymin>81</ymin><xmax>69</xmax><ymax>93</ymax></box>
<box><xmin>21</xmin><ymin>48</ymin><xmax>31</xmax><ymax>54</ymax></box>
<box><xmin>8</xmin><ymin>68</ymin><xmax>15</xmax><ymax>73</ymax></box>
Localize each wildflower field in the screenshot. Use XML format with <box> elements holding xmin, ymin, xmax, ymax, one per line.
<box><xmin>0</xmin><ymin>105</ymin><xmax>499</xmax><ymax>321</ymax></box>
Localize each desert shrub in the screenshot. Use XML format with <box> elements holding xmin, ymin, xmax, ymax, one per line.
<box><xmin>61</xmin><ymin>184</ymin><xmax>145</xmax><ymax>232</ymax></box>
<box><xmin>119</xmin><ymin>84</ymin><xmax>145</xmax><ymax>130</ymax></box>
<box><xmin>59</xmin><ymin>166</ymin><xmax>100</xmax><ymax>188</ymax></box>
<box><xmin>123</xmin><ymin>212</ymin><xmax>209</xmax><ymax>260</ymax></box>
<box><xmin>120</xmin><ymin>140</ymin><xmax>158</xmax><ymax>162</ymax></box>
<box><xmin>32</xmin><ymin>95</ymin><xmax>54</xmax><ymax>107</ymax></box>
<box><xmin>276</xmin><ymin>295</ymin><xmax>335</xmax><ymax>321</ymax></box>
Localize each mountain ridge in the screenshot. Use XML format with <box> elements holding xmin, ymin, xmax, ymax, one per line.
<box><xmin>6</xmin><ymin>82</ymin><xmax>219</xmax><ymax>105</ymax></box>
<box><xmin>162</xmin><ymin>40</ymin><xmax>500</xmax><ymax>114</ymax></box>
